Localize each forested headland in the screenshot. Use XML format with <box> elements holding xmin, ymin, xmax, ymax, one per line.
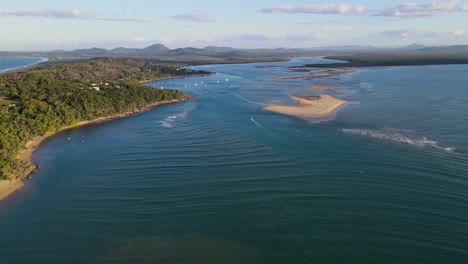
<box><xmin>0</xmin><ymin>58</ymin><xmax>210</xmax><ymax>180</ymax></box>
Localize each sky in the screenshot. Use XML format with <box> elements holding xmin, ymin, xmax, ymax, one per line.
<box><xmin>1</xmin><ymin>0</ymin><xmax>468</xmax><ymax>51</ymax></box>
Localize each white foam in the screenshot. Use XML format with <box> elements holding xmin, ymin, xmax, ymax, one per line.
<box><xmin>358</xmin><ymin>82</ymin><xmax>373</xmax><ymax>91</ymax></box>
<box><xmin>250</xmin><ymin>117</ymin><xmax>262</xmax><ymax>128</ymax></box>
<box><xmin>250</xmin><ymin>117</ymin><xmax>276</xmax><ymax>136</ymax></box>
<box><xmin>235</xmin><ymin>94</ymin><xmax>264</xmax><ymax>106</ymax></box>
<box><xmin>159</xmin><ymin>104</ymin><xmax>196</xmax><ymax>128</ymax></box>
<box><xmin>342</xmin><ymin>128</ymin><xmax>458</xmax><ymax>152</ymax></box>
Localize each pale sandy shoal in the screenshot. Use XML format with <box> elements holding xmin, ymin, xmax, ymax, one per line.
<box><xmin>267</xmin><ymin>68</ymin><xmax>356</xmax><ymax>81</ymax></box>
<box><xmin>1</xmin><ymin>97</ymin><xmax>192</xmax><ymax>202</ymax></box>
<box><xmin>306</xmin><ymin>84</ymin><xmax>339</xmax><ymax>92</ymax></box>
<box><xmin>263</xmin><ymin>94</ymin><xmax>347</xmax><ymax>118</ymax></box>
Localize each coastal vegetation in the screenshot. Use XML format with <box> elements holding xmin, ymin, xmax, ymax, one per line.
<box><xmin>0</xmin><ymin>58</ymin><xmax>210</xmax><ymax>180</ymax></box>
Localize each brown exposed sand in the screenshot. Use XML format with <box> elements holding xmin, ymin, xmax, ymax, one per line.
<box><xmin>267</xmin><ymin>75</ymin><xmax>306</xmax><ymax>81</ymax></box>
<box><xmin>306</xmin><ymin>84</ymin><xmax>339</xmax><ymax>91</ymax></box>
<box><xmin>1</xmin><ymin>97</ymin><xmax>194</xmax><ymax>202</ymax></box>
<box><xmin>263</xmin><ymin>94</ymin><xmax>346</xmax><ymax>118</ymax></box>
<box><xmin>267</xmin><ymin>68</ymin><xmax>356</xmax><ymax>81</ymax></box>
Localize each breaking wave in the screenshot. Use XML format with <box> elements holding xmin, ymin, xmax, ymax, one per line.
<box><xmin>342</xmin><ymin>128</ymin><xmax>459</xmax><ymax>153</ymax></box>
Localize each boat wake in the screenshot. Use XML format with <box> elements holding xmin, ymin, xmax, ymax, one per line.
<box><xmin>250</xmin><ymin>117</ymin><xmax>277</xmax><ymax>136</ymax></box>
<box><xmin>159</xmin><ymin>104</ymin><xmax>196</xmax><ymax>128</ymax></box>
<box><xmin>235</xmin><ymin>94</ymin><xmax>265</xmax><ymax>106</ymax></box>
<box><xmin>250</xmin><ymin>117</ymin><xmax>265</xmax><ymax>129</ymax></box>
<box><xmin>342</xmin><ymin>128</ymin><xmax>460</xmax><ymax>153</ymax></box>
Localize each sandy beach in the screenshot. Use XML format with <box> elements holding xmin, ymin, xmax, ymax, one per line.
<box><xmin>0</xmin><ymin>179</ymin><xmax>24</xmax><ymax>201</ymax></box>
<box><xmin>263</xmin><ymin>94</ymin><xmax>346</xmax><ymax>118</ymax></box>
<box><xmin>0</xmin><ymin>96</ymin><xmax>193</xmax><ymax>202</ymax></box>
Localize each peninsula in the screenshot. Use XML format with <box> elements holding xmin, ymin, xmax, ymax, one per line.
<box><xmin>0</xmin><ymin>58</ymin><xmax>210</xmax><ymax>200</ymax></box>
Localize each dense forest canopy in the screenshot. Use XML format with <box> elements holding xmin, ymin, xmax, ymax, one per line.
<box><xmin>0</xmin><ymin>58</ymin><xmax>210</xmax><ymax>180</ymax></box>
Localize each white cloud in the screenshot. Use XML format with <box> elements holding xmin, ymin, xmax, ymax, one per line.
<box><xmin>170</xmin><ymin>12</ymin><xmax>216</xmax><ymax>23</ymax></box>
<box><xmin>0</xmin><ymin>9</ymin><xmax>148</xmax><ymax>23</ymax></box>
<box><xmin>261</xmin><ymin>1</ymin><xmax>468</xmax><ymax>18</ymax></box>
<box><xmin>375</xmin><ymin>0</ymin><xmax>468</xmax><ymax>17</ymax></box>
<box><xmin>130</xmin><ymin>36</ymin><xmax>147</xmax><ymax>42</ymax></box>
<box><xmin>261</xmin><ymin>4</ymin><xmax>366</xmax><ymax>15</ymax></box>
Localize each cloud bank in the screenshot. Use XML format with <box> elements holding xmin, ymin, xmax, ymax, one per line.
<box><xmin>170</xmin><ymin>13</ymin><xmax>216</xmax><ymax>23</ymax></box>
<box><xmin>0</xmin><ymin>9</ymin><xmax>148</xmax><ymax>23</ymax></box>
<box><xmin>262</xmin><ymin>1</ymin><xmax>468</xmax><ymax>18</ymax></box>
<box><xmin>376</xmin><ymin>0</ymin><xmax>468</xmax><ymax>17</ymax></box>
<box><xmin>261</xmin><ymin>4</ymin><xmax>366</xmax><ymax>15</ymax></box>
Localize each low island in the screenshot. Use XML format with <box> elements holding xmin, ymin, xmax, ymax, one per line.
<box><xmin>0</xmin><ymin>58</ymin><xmax>210</xmax><ymax>200</ymax></box>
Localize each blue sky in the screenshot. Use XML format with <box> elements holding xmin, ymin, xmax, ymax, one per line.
<box><xmin>1</xmin><ymin>0</ymin><xmax>468</xmax><ymax>50</ymax></box>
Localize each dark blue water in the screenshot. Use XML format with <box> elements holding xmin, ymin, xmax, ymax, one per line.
<box><xmin>0</xmin><ymin>57</ymin><xmax>47</xmax><ymax>72</ymax></box>
<box><xmin>1</xmin><ymin>57</ymin><xmax>467</xmax><ymax>263</ymax></box>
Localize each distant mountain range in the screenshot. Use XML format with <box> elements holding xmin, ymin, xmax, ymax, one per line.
<box><xmin>23</xmin><ymin>44</ymin><xmax>324</xmax><ymax>64</ymax></box>
<box><xmin>44</xmin><ymin>43</ymin><xmax>468</xmax><ymax>56</ymax></box>
<box><xmin>1</xmin><ymin>43</ymin><xmax>467</xmax><ymax>65</ymax></box>
<box><xmin>46</xmin><ymin>44</ymin><xmax>235</xmax><ymax>56</ymax></box>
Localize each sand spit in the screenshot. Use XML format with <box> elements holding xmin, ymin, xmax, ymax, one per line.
<box><xmin>263</xmin><ymin>94</ymin><xmax>346</xmax><ymax>119</ymax></box>
<box><xmin>306</xmin><ymin>84</ymin><xmax>339</xmax><ymax>91</ymax></box>
<box><xmin>267</xmin><ymin>68</ymin><xmax>356</xmax><ymax>81</ymax></box>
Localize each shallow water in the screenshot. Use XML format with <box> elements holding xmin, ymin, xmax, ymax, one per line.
<box><xmin>0</xmin><ymin>57</ymin><xmax>467</xmax><ymax>263</ymax></box>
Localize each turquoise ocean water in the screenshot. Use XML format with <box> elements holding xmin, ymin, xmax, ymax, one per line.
<box><xmin>0</xmin><ymin>57</ymin><xmax>47</xmax><ymax>73</ymax></box>
<box><xmin>0</xmin><ymin>57</ymin><xmax>467</xmax><ymax>263</ymax></box>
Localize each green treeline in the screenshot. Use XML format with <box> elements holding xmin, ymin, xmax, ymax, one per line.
<box><xmin>0</xmin><ymin>58</ymin><xmax>210</xmax><ymax>180</ymax></box>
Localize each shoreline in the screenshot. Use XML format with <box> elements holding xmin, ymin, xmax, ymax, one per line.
<box><xmin>0</xmin><ymin>95</ymin><xmax>194</xmax><ymax>202</ymax></box>
<box><xmin>0</xmin><ymin>57</ymin><xmax>49</xmax><ymax>73</ymax></box>
<box><xmin>139</xmin><ymin>73</ymin><xmax>213</xmax><ymax>84</ymax></box>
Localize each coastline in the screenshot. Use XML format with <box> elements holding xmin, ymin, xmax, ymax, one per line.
<box><xmin>0</xmin><ymin>179</ymin><xmax>23</xmax><ymax>201</ymax></box>
<box><xmin>0</xmin><ymin>57</ymin><xmax>49</xmax><ymax>73</ymax></box>
<box><xmin>0</xmin><ymin>95</ymin><xmax>194</xmax><ymax>202</ymax></box>
<box><xmin>139</xmin><ymin>73</ymin><xmax>212</xmax><ymax>84</ymax></box>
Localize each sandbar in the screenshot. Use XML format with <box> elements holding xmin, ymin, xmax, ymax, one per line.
<box><xmin>267</xmin><ymin>68</ymin><xmax>356</xmax><ymax>81</ymax></box>
<box><xmin>263</xmin><ymin>94</ymin><xmax>346</xmax><ymax>118</ymax></box>
<box><xmin>306</xmin><ymin>84</ymin><xmax>339</xmax><ymax>91</ymax></box>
